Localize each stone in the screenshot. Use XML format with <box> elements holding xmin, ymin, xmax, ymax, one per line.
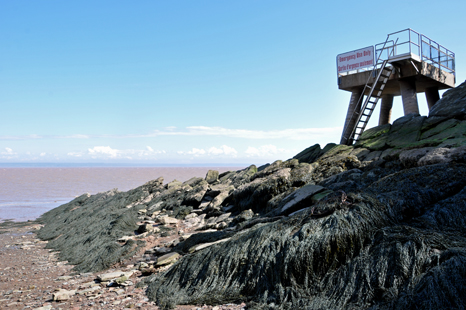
<box><xmin>310</xmin><ymin>189</ymin><xmax>333</xmax><ymax>203</ymax></box>
<box><xmin>399</xmin><ymin>147</ymin><xmax>435</xmax><ymax>168</ymax></box>
<box><xmin>208</xmin><ymin>190</ymin><xmax>232</xmax><ymax>210</ymax></box>
<box><xmin>189</xmin><ymin>238</ymin><xmax>231</xmax><ymax>253</ymax></box>
<box><xmin>236</xmin><ymin>209</ymin><xmax>254</xmax><ymax>222</ymax></box>
<box><xmin>158</xmin><ymin>216</ymin><xmax>179</xmax><ymax>225</ymax></box>
<box><xmin>76</xmin><ymin>286</ymin><xmax>100</xmax><ymax>295</ymax></box>
<box><xmin>386</xmin><ymin>115</ymin><xmax>426</xmax><ymax>148</ymax></box>
<box><xmin>354</xmin><ymin>124</ymin><xmax>391</xmax><ymax>150</ymax></box>
<box><xmin>280</xmin><ymin>184</ymin><xmax>325</xmax><ymax>215</ymax></box>
<box><xmin>185</xmin><ymin>213</ymin><xmax>198</xmax><ymax>219</ymax></box>
<box><xmin>205</xmin><ymin>170</ymin><xmax>219</xmax><ymax>184</ymax></box>
<box><xmin>214</xmin><ymin>212</ymin><xmax>231</xmax><ymax>223</ymax></box>
<box><xmin>155</xmin><ymin>252</ymin><xmax>181</xmax><ymax>266</ymax></box>
<box><xmin>429</xmin><ymin>80</ymin><xmax>466</xmax><ymax>119</ymax></box>
<box><xmin>166</xmin><ymin>179</ymin><xmax>182</xmax><ymax>189</ymax></box>
<box><xmin>52</xmin><ymin>289</ymin><xmax>76</xmax><ymax>301</ymax></box>
<box><xmin>97</xmin><ymin>270</ymin><xmax>135</xmax><ymax>282</ymax></box>
<box><xmin>293</xmin><ymin>144</ymin><xmax>323</xmax><ymax>164</ymax></box>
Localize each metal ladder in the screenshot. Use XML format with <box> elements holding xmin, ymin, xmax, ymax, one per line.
<box><xmin>344</xmin><ymin>38</ymin><xmax>398</xmax><ymax>144</ymax></box>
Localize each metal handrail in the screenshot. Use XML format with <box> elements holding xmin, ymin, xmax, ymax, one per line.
<box><xmin>341</xmin><ymin>36</ymin><xmax>397</xmax><ymax>144</ymax></box>
<box><xmin>339</xmin><ymin>28</ymin><xmax>455</xmax><ymax>78</ymax></box>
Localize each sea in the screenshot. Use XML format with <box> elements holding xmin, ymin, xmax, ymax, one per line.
<box><xmin>0</xmin><ymin>164</ymin><xmax>243</xmax><ymax>222</ymax></box>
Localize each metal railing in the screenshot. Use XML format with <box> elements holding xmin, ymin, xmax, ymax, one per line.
<box><xmin>375</xmin><ymin>29</ymin><xmax>421</xmax><ymax>62</ymax></box>
<box><xmin>338</xmin><ymin>29</ymin><xmax>455</xmax><ymax>78</ymax></box>
<box><xmin>421</xmin><ymin>34</ymin><xmax>455</xmax><ymax>75</ymax></box>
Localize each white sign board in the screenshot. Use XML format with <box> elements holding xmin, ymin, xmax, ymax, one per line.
<box><xmin>337</xmin><ymin>46</ymin><xmax>374</xmax><ymax>74</ymax></box>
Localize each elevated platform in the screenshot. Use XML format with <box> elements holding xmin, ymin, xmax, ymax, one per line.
<box><xmin>338</xmin><ymin>58</ymin><xmax>455</xmax><ymax>95</ymax></box>
<box><xmin>337</xmin><ymin>29</ymin><xmax>456</xmax><ymax>145</ymax></box>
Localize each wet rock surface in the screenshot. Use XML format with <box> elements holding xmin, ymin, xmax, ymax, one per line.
<box><xmin>29</xmin><ymin>80</ymin><xmax>466</xmax><ymax>309</ymax></box>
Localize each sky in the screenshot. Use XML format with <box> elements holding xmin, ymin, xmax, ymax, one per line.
<box><xmin>1</xmin><ymin>0</ymin><xmax>465</xmax><ymax>166</ymax></box>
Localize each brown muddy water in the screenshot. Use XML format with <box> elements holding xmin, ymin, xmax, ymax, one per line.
<box><xmin>0</xmin><ymin>166</ymin><xmax>242</xmax><ymax>222</ymax></box>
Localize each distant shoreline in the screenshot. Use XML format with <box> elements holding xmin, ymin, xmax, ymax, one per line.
<box><xmin>0</xmin><ymin>163</ymin><xmax>250</xmax><ymax>168</ymax></box>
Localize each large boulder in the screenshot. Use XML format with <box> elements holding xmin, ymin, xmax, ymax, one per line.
<box><xmin>429</xmin><ymin>80</ymin><xmax>466</xmax><ymax>119</ymax></box>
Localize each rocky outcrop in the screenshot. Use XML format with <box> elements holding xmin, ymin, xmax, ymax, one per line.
<box><xmin>37</xmin><ymin>80</ymin><xmax>466</xmax><ymax>309</ymax></box>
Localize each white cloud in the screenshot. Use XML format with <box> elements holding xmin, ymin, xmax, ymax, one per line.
<box><xmin>0</xmin><ymin>147</ymin><xmax>17</xmax><ymax>159</ymax></box>
<box><xmin>85</xmin><ymin>146</ymin><xmax>165</xmax><ymax>159</ymax></box>
<box><xmin>64</xmin><ymin>134</ymin><xmax>90</xmax><ymax>139</ymax></box>
<box><xmin>146</xmin><ymin>126</ymin><xmax>342</xmax><ymax>141</ymax></box>
<box><xmin>88</xmin><ymin>146</ymin><xmax>119</xmax><ymax>158</ymax></box>
<box><xmin>0</xmin><ymin>126</ymin><xmax>342</xmax><ymax>141</ymax></box>
<box><xmin>208</xmin><ymin>145</ymin><xmax>238</xmax><ymax>156</ymax></box>
<box><xmin>178</xmin><ymin>145</ymin><xmax>238</xmax><ymax>157</ymax></box>
<box><xmin>187</xmin><ymin>148</ymin><xmax>206</xmax><ymax>156</ymax></box>
<box><xmin>40</xmin><ymin>152</ymin><xmax>46</xmax><ymax>156</ymax></box>
<box><xmin>245</xmin><ymin>144</ymin><xmax>292</xmax><ymax>158</ymax></box>
<box><xmin>67</xmin><ymin>152</ymin><xmax>83</xmax><ymax>157</ymax></box>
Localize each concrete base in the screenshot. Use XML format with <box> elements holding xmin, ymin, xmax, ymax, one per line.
<box><xmin>379</xmin><ymin>94</ymin><xmax>394</xmax><ymax>125</ymax></box>
<box><xmin>399</xmin><ymin>79</ymin><xmax>419</xmax><ymax>115</ymax></box>
<box><xmin>340</xmin><ymin>88</ymin><xmax>363</xmax><ymax>145</ymax></box>
<box><xmin>425</xmin><ymin>86</ymin><xmax>440</xmax><ymax>110</ymax></box>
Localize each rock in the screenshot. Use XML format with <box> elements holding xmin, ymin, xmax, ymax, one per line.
<box><xmin>229</xmin><ymin>167</ymin><xmax>293</xmax><ymax>214</ymax></box>
<box><xmin>399</xmin><ymin>147</ymin><xmax>435</xmax><ymax>168</ymax></box>
<box><xmin>182</xmin><ymin>178</ymin><xmax>209</xmax><ymax>206</ymax></box>
<box><xmin>76</xmin><ymin>286</ymin><xmax>100</xmax><ymax>295</ymax></box>
<box><xmin>158</xmin><ymin>216</ymin><xmax>179</xmax><ymax>225</ymax></box>
<box><xmin>214</xmin><ymin>212</ymin><xmax>231</xmax><ymax>223</ymax></box>
<box><xmin>207</xmin><ymin>190</ymin><xmax>233</xmax><ymax>210</ymax></box>
<box><xmin>97</xmin><ymin>270</ymin><xmax>135</xmax><ymax>282</ymax></box>
<box><xmin>386</xmin><ymin>115</ymin><xmax>426</xmax><ymax>148</ymax></box>
<box><xmin>355</xmin><ymin>123</ymin><xmax>391</xmax><ymax>150</ymax></box>
<box><xmin>293</xmin><ymin>144</ymin><xmax>326</xmax><ymax>164</ymax></box>
<box><xmin>363</xmin><ymin>151</ymin><xmax>382</xmax><ymax>162</ymax></box>
<box><xmin>235</xmin><ymin>209</ymin><xmax>254</xmax><ymax>222</ymax></box>
<box><xmin>117</xmin><ymin>236</ymin><xmax>133</xmax><ymax>243</ymax></box>
<box><xmin>429</xmin><ymin>80</ymin><xmax>466</xmax><ymax>119</ymax></box>
<box><xmin>166</xmin><ymin>179</ymin><xmax>182</xmax><ymax>189</ymax></box>
<box><xmin>137</xmin><ymin>223</ymin><xmax>153</xmax><ymax>233</ymax></box>
<box><xmin>52</xmin><ymin>289</ymin><xmax>76</xmax><ymax>301</ymax></box>
<box><xmin>205</xmin><ymin>170</ymin><xmax>219</xmax><ymax>184</ymax></box>
<box><xmin>185</xmin><ymin>213</ymin><xmax>198</xmax><ymax>219</ymax></box>
<box><xmin>279</xmin><ymin>184</ymin><xmax>325</xmax><ymax>215</ymax></box>
<box><xmin>188</xmin><ymin>238</ymin><xmax>231</xmax><ymax>253</ymax></box>
<box><xmin>155</xmin><ymin>252</ymin><xmax>181</xmax><ymax>266</ymax></box>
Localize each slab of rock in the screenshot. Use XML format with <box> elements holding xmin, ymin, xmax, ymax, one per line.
<box><xmin>189</xmin><ymin>238</ymin><xmax>231</xmax><ymax>253</ymax></box>
<box><xmin>205</xmin><ymin>170</ymin><xmax>219</xmax><ymax>184</ymax></box>
<box><xmin>280</xmin><ymin>184</ymin><xmax>325</xmax><ymax>214</ymax></box>
<box><xmin>77</xmin><ymin>286</ymin><xmax>100</xmax><ymax>295</ymax></box>
<box><xmin>166</xmin><ymin>180</ymin><xmax>182</xmax><ymax>189</ymax></box>
<box><xmin>208</xmin><ymin>190</ymin><xmax>232</xmax><ymax>210</ymax></box>
<box><xmin>97</xmin><ymin>270</ymin><xmax>135</xmax><ymax>282</ymax></box>
<box><xmin>158</xmin><ymin>216</ymin><xmax>179</xmax><ymax>225</ymax></box>
<box><xmin>52</xmin><ymin>289</ymin><xmax>76</xmax><ymax>301</ymax></box>
<box><xmin>155</xmin><ymin>252</ymin><xmax>181</xmax><ymax>266</ymax></box>
<box><xmin>386</xmin><ymin>115</ymin><xmax>426</xmax><ymax>148</ymax></box>
<box><xmin>399</xmin><ymin>147</ymin><xmax>435</xmax><ymax>168</ymax></box>
<box><xmin>429</xmin><ymin>80</ymin><xmax>466</xmax><ymax>119</ymax></box>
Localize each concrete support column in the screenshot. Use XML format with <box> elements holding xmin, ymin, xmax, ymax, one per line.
<box><xmin>340</xmin><ymin>88</ymin><xmax>364</xmax><ymax>145</ymax></box>
<box><xmin>399</xmin><ymin>79</ymin><xmax>419</xmax><ymax>115</ymax></box>
<box><xmin>378</xmin><ymin>94</ymin><xmax>394</xmax><ymax>125</ymax></box>
<box><xmin>425</xmin><ymin>86</ymin><xmax>440</xmax><ymax>110</ymax></box>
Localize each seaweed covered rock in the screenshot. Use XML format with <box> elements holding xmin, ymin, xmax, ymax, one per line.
<box><xmin>145</xmin><ymin>163</ymin><xmax>466</xmax><ymax>309</ymax></box>
<box><xmin>37</xmin><ymin>184</ymin><xmax>159</xmax><ymax>273</ymax></box>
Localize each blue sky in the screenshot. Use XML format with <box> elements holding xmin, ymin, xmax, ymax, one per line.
<box><xmin>1</xmin><ymin>0</ymin><xmax>465</xmax><ymax>165</ymax></box>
